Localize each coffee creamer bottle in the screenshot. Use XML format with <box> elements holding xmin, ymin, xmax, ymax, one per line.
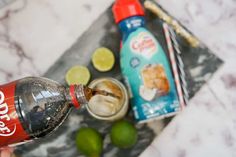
<box><xmin>112</xmin><ymin>0</ymin><xmax>180</xmax><ymax>122</ymax></box>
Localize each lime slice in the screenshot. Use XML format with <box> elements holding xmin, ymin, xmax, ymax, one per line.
<box><xmin>92</xmin><ymin>47</ymin><xmax>115</xmax><ymax>72</ymax></box>
<box><xmin>110</xmin><ymin>120</ymin><xmax>138</xmax><ymax>148</ymax></box>
<box><xmin>76</xmin><ymin>127</ymin><xmax>103</xmax><ymax>157</ymax></box>
<box><xmin>65</xmin><ymin>65</ymin><xmax>90</xmax><ymax>85</ymax></box>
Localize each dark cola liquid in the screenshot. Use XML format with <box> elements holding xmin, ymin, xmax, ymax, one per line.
<box><xmin>15</xmin><ymin>77</ymin><xmax>72</xmax><ymax>138</ymax></box>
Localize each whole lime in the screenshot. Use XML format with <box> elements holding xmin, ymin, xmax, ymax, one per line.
<box><xmin>76</xmin><ymin>127</ymin><xmax>103</xmax><ymax>157</ymax></box>
<box><xmin>110</xmin><ymin>120</ymin><xmax>138</xmax><ymax>148</ymax></box>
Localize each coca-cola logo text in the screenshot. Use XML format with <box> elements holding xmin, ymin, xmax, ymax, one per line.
<box><xmin>0</xmin><ymin>90</ymin><xmax>16</xmax><ymax>136</ymax></box>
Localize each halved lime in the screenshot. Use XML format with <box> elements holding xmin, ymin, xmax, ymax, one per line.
<box><xmin>92</xmin><ymin>47</ymin><xmax>115</xmax><ymax>72</ymax></box>
<box><xmin>65</xmin><ymin>65</ymin><xmax>90</xmax><ymax>85</ymax></box>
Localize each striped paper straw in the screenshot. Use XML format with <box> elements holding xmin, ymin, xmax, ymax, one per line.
<box><xmin>168</xmin><ymin>27</ymin><xmax>189</xmax><ymax>104</ymax></box>
<box><xmin>163</xmin><ymin>23</ymin><xmax>186</xmax><ymax>109</ymax></box>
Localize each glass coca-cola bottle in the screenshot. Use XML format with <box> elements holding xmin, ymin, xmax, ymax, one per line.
<box><xmin>0</xmin><ymin>77</ymin><xmax>108</xmax><ymax>148</ymax></box>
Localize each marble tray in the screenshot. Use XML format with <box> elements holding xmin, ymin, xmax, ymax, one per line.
<box><xmin>15</xmin><ymin>1</ymin><xmax>223</xmax><ymax>157</ymax></box>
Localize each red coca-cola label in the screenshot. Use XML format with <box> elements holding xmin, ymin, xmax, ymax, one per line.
<box><xmin>0</xmin><ymin>82</ymin><xmax>29</xmax><ymax>147</ymax></box>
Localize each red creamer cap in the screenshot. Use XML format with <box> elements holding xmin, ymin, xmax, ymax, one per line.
<box><xmin>112</xmin><ymin>0</ymin><xmax>145</xmax><ymax>24</ymax></box>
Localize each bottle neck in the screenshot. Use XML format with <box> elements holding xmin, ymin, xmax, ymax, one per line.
<box><xmin>118</xmin><ymin>16</ymin><xmax>145</xmax><ymax>42</ymax></box>
<box><xmin>66</xmin><ymin>85</ymin><xmax>119</xmax><ymax>109</ymax></box>
<box><xmin>66</xmin><ymin>85</ymin><xmax>93</xmax><ymax>109</ymax></box>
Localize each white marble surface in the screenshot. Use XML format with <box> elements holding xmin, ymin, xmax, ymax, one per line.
<box><xmin>0</xmin><ymin>0</ymin><xmax>235</xmax><ymax>156</ymax></box>
<box><xmin>0</xmin><ymin>0</ymin><xmax>113</xmax><ymax>83</ymax></box>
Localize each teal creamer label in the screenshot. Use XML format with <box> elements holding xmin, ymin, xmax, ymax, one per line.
<box><xmin>120</xmin><ymin>28</ymin><xmax>180</xmax><ymax>122</ymax></box>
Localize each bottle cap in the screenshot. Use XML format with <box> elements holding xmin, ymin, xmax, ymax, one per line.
<box><xmin>112</xmin><ymin>0</ymin><xmax>145</xmax><ymax>24</ymax></box>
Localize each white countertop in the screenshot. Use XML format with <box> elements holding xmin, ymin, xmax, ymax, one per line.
<box><xmin>0</xmin><ymin>0</ymin><xmax>113</xmax><ymax>83</ymax></box>
<box><xmin>0</xmin><ymin>0</ymin><xmax>236</xmax><ymax>156</ymax></box>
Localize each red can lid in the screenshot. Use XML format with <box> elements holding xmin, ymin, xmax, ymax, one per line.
<box><xmin>112</xmin><ymin>0</ymin><xmax>145</xmax><ymax>24</ymax></box>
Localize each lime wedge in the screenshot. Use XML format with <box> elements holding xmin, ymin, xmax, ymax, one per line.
<box><xmin>92</xmin><ymin>47</ymin><xmax>115</xmax><ymax>72</ymax></box>
<box><xmin>65</xmin><ymin>65</ymin><xmax>90</xmax><ymax>85</ymax></box>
